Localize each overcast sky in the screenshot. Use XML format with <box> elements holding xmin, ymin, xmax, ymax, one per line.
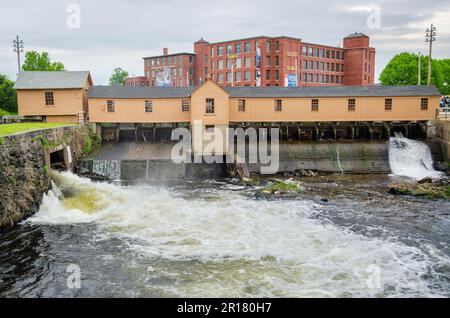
<box><xmin>0</xmin><ymin>0</ymin><xmax>449</xmax><ymax>85</ymax></box>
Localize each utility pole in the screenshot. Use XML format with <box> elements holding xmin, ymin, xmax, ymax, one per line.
<box><xmin>12</xmin><ymin>35</ymin><xmax>24</xmax><ymax>74</ymax></box>
<box><xmin>425</xmin><ymin>24</ymin><xmax>437</xmax><ymax>85</ymax></box>
<box><xmin>418</xmin><ymin>52</ymin><xmax>421</xmax><ymax>86</ymax></box>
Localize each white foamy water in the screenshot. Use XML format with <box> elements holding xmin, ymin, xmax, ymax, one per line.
<box><xmin>389</xmin><ymin>136</ymin><xmax>443</xmax><ymax>181</ymax></box>
<box><xmin>28</xmin><ymin>172</ymin><xmax>447</xmax><ymax>297</ymax></box>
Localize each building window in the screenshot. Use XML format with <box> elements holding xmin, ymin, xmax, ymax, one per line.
<box><xmin>218</xmin><ymin>73</ymin><xmax>224</xmax><ymax>83</ymax></box>
<box><xmin>218</xmin><ymin>60</ymin><xmax>223</xmax><ymax>70</ymax></box>
<box><xmin>182</xmin><ymin>99</ymin><xmax>190</xmax><ymax>112</ymax></box>
<box><xmin>227</xmin><ymin>45</ymin><xmax>233</xmax><ymax>55</ymax></box>
<box><xmin>227</xmin><ymin>59</ymin><xmax>233</xmax><ymax>69</ymax></box>
<box><xmin>311</xmin><ymin>99</ymin><xmax>319</xmax><ymax>112</ymax></box>
<box><xmin>245</xmin><ymin>57</ymin><xmax>251</xmax><ymax>68</ymax></box>
<box><xmin>205</xmin><ymin>125</ymin><xmax>215</xmax><ymax>132</ymax></box>
<box><xmin>244</xmin><ymin>70</ymin><xmax>251</xmax><ymax>81</ymax></box>
<box><xmin>266</xmin><ymin>56</ymin><xmax>271</xmax><ymax>66</ymax></box>
<box><xmin>385</xmin><ymin>98</ymin><xmax>392</xmax><ymax>111</ymax></box>
<box><xmin>275</xmin><ymin>41</ymin><xmax>279</xmax><ymax>51</ymax></box>
<box><xmin>45</xmin><ymin>92</ymin><xmax>54</xmax><ymax>106</ymax></box>
<box><xmin>145</xmin><ymin>100</ymin><xmax>153</xmax><ymax>112</ymax></box>
<box><xmin>236</xmin><ymin>58</ymin><xmax>242</xmax><ymax>68</ymax></box>
<box><xmin>302</xmin><ymin>46</ymin><xmax>307</xmax><ymax>55</ymax></box>
<box><xmin>266</xmin><ymin>42</ymin><xmax>271</xmax><ymax>52</ymax></box>
<box><xmin>206</xmin><ymin>98</ymin><xmax>215</xmax><ymax>114</ymax></box>
<box><xmin>218</xmin><ymin>46</ymin><xmax>224</xmax><ymax>56</ymax></box>
<box><xmin>244</xmin><ymin>42</ymin><xmax>251</xmax><ymax>53</ymax></box>
<box><xmin>275</xmin><ymin>70</ymin><xmax>279</xmax><ymax>80</ymax></box>
<box><xmin>210</xmin><ymin>47</ymin><xmax>214</xmax><ymax>57</ymax></box>
<box><xmin>238</xmin><ymin>99</ymin><xmax>246</xmax><ymax>112</ymax></box>
<box><xmin>235</xmin><ymin>71</ymin><xmax>242</xmax><ymax>82</ymax></box>
<box><xmin>107</xmin><ymin>100</ymin><xmax>115</xmax><ymax>112</ymax></box>
<box><xmin>308</xmin><ymin>47</ymin><xmax>313</xmax><ymax>56</ymax></box>
<box><xmin>421</xmin><ymin>98</ymin><xmax>428</xmax><ymax>110</ymax></box>
<box><xmin>266</xmin><ymin>69</ymin><xmax>271</xmax><ymax>80</ymax></box>
<box><xmin>348</xmin><ymin>99</ymin><xmax>355</xmax><ymax>111</ymax></box>
<box><xmin>275</xmin><ymin>99</ymin><xmax>282</xmax><ymax>112</ymax></box>
<box><xmin>275</xmin><ymin>56</ymin><xmax>279</xmax><ymax>66</ymax></box>
<box><xmin>236</xmin><ymin>43</ymin><xmax>242</xmax><ymax>54</ymax></box>
<box><xmin>226</xmin><ymin>72</ymin><xmax>232</xmax><ymax>82</ymax></box>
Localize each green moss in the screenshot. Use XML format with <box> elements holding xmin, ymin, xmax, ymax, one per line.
<box><xmin>43</xmin><ymin>165</ymin><xmax>49</xmax><ymax>174</ymax></box>
<box><xmin>261</xmin><ymin>179</ymin><xmax>303</xmax><ymax>195</ymax></box>
<box><xmin>0</xmin><ymin>137</ymin><xmax>4</xmax><ymax>146</ymax></box>
<box><xmin>7</xmin><ymin>176</ymin><xmax>16</xmax><ymax>185</ymax></box>
<box><xmin>83</xmin><ymin>128</ymin><xmax>101</xmax><ymax>155</ymax></box>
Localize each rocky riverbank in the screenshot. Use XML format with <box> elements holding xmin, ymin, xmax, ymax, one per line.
<box><xmin>388</xmin><ymin>178</ymin><xmax>450</xmax><ymax>200</ymax></box>
<box><xmin>0</xmin><ymin>124</ymin><xmax>95</xmax><ymax>229</ymax></box>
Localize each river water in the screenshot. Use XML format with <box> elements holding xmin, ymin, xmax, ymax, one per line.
<box><xmin>0</xmin><ymin>171</ymin><xmax>449</xmax><ymax>298</ymax></box>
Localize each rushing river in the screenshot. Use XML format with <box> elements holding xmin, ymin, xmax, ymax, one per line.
<box><xmin>0</xmin><ymin>171</ymin><xmax>449</xmax><ymax>298</ymax></box>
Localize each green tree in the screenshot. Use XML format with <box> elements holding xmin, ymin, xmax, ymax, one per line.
<box><xmin>0</xmin><ymin>74</ymin><xmax>17</xmax><ymax>113</ymax></box>
<box><xmin>379</xmin><ymin>52</ymin><xmax>445</xmax><ymax>92</ymax></box>
<box><xmin>22</xmin><ymin>51</ymin><xmax>65</xmax><ymax>71</ymax></box>
<box><xmin>109</xmin><ymin>68</ymin><xmax>129</xmax><ymax>86</ymax></box>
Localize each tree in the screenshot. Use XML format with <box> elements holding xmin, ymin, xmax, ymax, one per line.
<box><xmin>22</xmin><ymin>51</ymin><xmax>65</xmax><ymax>71</ymax></box>
<box><xmin>379</xmin><ymin>52</ymin><xmax>445</xmax><ymax>93</ymax></box>
<box><xmin>0</xmin><ymin>74</ymin><xmax>18</xmax><ymax>113</ymax></box>
<box><xmin>109</xmin><ymin>68</ymin><xmax>129</xmax><ymax>86</ymax></box>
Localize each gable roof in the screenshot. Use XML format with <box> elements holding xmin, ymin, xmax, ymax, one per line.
<box><xmin>14</xmin><ymin>71</ymin><xmax>92</xmax><ymax>89</ymax></box>
<box><xmin>224</xmin><ymin>85</ymin><xmax>441</xmax><ymax>98</ymax></box>
<box><xmin>345</xmin><ymin>32</ymin><xmax>368</xmax><ymax>39</ymax></box>
<box><xmin>88</xmin><ymin>86</ymin><xmax>196</xmax><ymax>99</ymax></box>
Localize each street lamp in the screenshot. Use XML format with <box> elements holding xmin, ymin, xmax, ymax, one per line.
<box><xmin>444</xmin><ymin>81</ymin><xmax>447</xmax><ymax>96</ymax></box>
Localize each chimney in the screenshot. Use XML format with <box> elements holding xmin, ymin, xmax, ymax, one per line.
<box><xmin>163</xmin><ymin>48</ymin><xmax>168</xmax><ymax>56</ymax></box>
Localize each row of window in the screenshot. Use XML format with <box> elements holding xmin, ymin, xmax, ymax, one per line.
<box><xmin>211</xmin><ymin>41</ymin><xmax>270</xmax><ymax>57</ymax></box>
<box><xmin>145</xmin><ymin>55</ymin><xmax>193</xmax><ymax>67</ymax></box>
<box><xmin>146</xmin><ymin>68</ymin><xmax>194</xmax><ymax>78</ymax></box>
<box><xmin>235</xmin><ymin>98</ymin><xmax>429</xmax><ymax>112</ymax></box>
<box><xmin>302</xmin><ymin>73</ymin><xmax>345</xmax><ymax>84</ymax></box>
<box><xmin>106</xmin><ymin>100</ymin><xmax>191</xmax><ymax>113</ymax></box>
<box><xmin>302</xmin><ymin>60</ymin><xmax>344</xmax><ymax>72</ymax></box>
<box><xmin>302</xmin><ymin>46</ymin><xmax>344</xmax><ymax>60</ymax></box>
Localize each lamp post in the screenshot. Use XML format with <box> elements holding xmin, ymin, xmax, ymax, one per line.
<box><xmin>444</xmin><ymin>81</ymin><xmax>447</xmax><ymax>96</ymax></box>
<box><xmin>444</xmin><ymin>82</ymin><xmax>448</xmax><ymax>119</ymax></box>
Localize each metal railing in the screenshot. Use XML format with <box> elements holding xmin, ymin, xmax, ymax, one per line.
<box><xmin>438</xmin><ymin>106</ymin><xmax>450</xmax><ymax>120</ymax></box>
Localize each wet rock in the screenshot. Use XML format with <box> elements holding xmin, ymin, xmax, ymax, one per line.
<box><xmin>257</xmin><ymin>179</ymin><xmax>303</xmax><ymax>198</ymax></box>
<box><xmin>418</xmin><ymin>177</ymin><xmax>433</xmax><ymax>184</ymax></box>
<box><xmin>320</xmin><ymin>198</ymin><xmax>329</xmax><ymax>202</ymax></box>
<box><xmin>388</xmin><ymin>182</ymin><xmax>450</xmax><ymax>200</ymax></box>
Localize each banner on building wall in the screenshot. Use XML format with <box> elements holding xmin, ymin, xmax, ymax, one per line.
<box><xmin>256</xmin><ymin>47</ymin><xmax>261</xmax><ymax>68</ymax></box>
<box><xmin>156</xmin><ymin>68</ymin><xmax>171</xmax><ymax>87</ymax></box>
<box><xmin>285</xmin><ymin>74</ymin><xmax>298</xmax><ymax>87</ymax></box>
<box><xmin>256</xmin><ymin>69</ymin><xmax>262</xmax><ymax>87</ymax></box>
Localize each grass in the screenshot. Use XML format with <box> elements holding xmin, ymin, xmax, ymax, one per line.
<box><xmin>0</xmin><ymin>109</ymin><xmax>12</xmax><ymax>116</ymax></box>
<box><xmin>0</xmin><ymin>123</ymin><xmax>73</xmax><ymax>137</ymax></box>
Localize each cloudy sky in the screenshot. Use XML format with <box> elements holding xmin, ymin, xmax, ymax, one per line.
<box><xmin>0</xmin><ymin>0</ymin><xmax>449</xmax><ymax>84</ymax></box>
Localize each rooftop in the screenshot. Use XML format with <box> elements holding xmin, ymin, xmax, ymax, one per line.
<box><xmin>345</xmin><ymin>32</ymin><xmax>369</xmax><ymax>39</ymax></box>
<box><xmin>88</xmin><ymin>86</ymin><xmax>196</xmax><ymax>99</ymax></box>
<box><xmin>225</xmin><ymin>85</ymin><xmax>440</xmax><ymax>98</ymax></box>
<box><xmin>87</xmin><ymin>84</ymin><xmax>440</xmax><ymax>99</ymax></box>
<box><xmin>14</xmin><ymin>71</ymin><xmax>91</xmax><ymax>89</ymax></box>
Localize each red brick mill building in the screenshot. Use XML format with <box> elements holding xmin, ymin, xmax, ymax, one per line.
<box><xmin>126</xmin><ymin>32</ymin><xmax>375</xmax><ymax>88</ymax></box>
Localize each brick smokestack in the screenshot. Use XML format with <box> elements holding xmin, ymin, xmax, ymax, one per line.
<box><xmin>163</xmin><ymin>48</ymin><xmax>168</xmax><ymax>56</ymax></box>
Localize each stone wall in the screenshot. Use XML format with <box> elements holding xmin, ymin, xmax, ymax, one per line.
<box><xmin>434</xmin><ymin>120</ymin><xmax>450</xmax><ymax>162</ymax></box>
<box><xmin>0</xmin><ymin>124</ymin><xmax>93</xmax><ymax>229</ymax></box>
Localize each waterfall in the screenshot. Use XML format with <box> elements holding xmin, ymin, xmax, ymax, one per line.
<box><xmin>92</xmin><ymin>160</ymin><xmax>121</xmax><ymax>181</ymax></box>
<box><xmin>336</xmin><ymin>148</ymin><xmax>344</xmax><ymax>175</ymax></box>
<box><xmin>388</xmin><ymin>134</ymin><xmax>443</xmax><ymax>180</ymax></box>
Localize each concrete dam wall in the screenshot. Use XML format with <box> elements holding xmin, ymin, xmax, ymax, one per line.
<box><xmin>78</xmin><ymin>140</ymin><xmax>445</xmax><ymax>181</ymax></box>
